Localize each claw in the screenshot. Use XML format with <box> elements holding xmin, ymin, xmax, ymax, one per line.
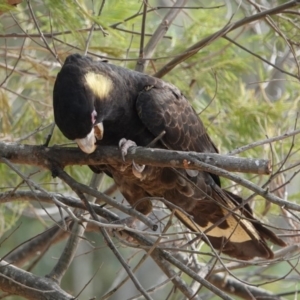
<box><xmin>132</xmin><ymin>160</ymin><xmax>145</xmax><ymax>178</ymax></box>
<box><xmin>119</xmin><ymin>138</ymin><xmax>137</xmax><ymax>161</ymax></box>
<box><xmin>118</xmin><ymin>138</ymin><xmax>145</xmax><ymax>179</ymax></box>
<box><xmin>186</xmin><ymin>169</ymin><xmax>199</xmax><ymax>177</ymax></box>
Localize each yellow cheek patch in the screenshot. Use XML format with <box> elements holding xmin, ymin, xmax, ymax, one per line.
<box><xmin>85</xmin><ymin>72</ymin><xmax>113</xmax><ymax>99</ymax></box>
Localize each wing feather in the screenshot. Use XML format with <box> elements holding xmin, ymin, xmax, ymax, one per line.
<box><xmin>136</xmin><ymin>85</ymin><xmax>218</xmax><ymax>154</ymax></box>
<box><xmin>135</xmin><ymin>83</ymin><xmax>285</xmax><ymax>260</ymax></box>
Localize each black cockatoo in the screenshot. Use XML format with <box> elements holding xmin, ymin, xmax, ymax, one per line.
<box><xmin>53</xmin><ymin>54</ymin><xmax>285</xmax><ymax>260</ymax></box>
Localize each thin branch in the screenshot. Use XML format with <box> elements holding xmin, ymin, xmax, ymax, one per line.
<box><xmin>223</xmin><ymin>36</ymin><xmax>298</xmax><ymax>80</ymax></box>
<box><xmin>135</xmin><ymin>0</ymin><xmax>148</xmax><ymax>73</ymax></box>
<box><xmin>0</xmin><ymin>37</ymin><xmax>25</xmax><ymax>87</ymax></box>
<box><xmin>2</xmin><ymin>189</ymin><xmax>292</xmax><ymax>299</ymax></box>
<box><xmin>26</xmin><ymin>0</ymin><xmax>58</xmax><ymax>61</ymax></box>
<box><xmin>246</xmin><ymin>0</ymin><xmax>300</xmax><ymax>78</ymax></box>
<box><xmin>55</xmin><ymin>166</ymin><xmax>154</xmax><ymax>300</ymax></box>
<box><xmin>154</xmin><ymin>0</ymin><xmax>300</xmax><ymax>78</ymax></box>
<box><xmin>101</xmin><ymin>227</ymin><xmax>153</xmax><ymax>300</ymax></box>
<box><xmin>228</xmin><ymin>128</ymin><xmax>300</xmax><ymax>155</ymax></box>
<box><xmin>46</xmin><ymin>215</ymin><xmax>84</xmax><ymax>283</ymax></box>
<box><xmin>208</xmin><ymin>273</ymin><xmax>283</xmax><ymax>300</ymax></box>
<box><xmin>186</xmin><ymin>156</ymin><xmax>300</xmax><ymax>211</ymax></box>
<box><xmin>135</xmin><ymin>0</ymin><xmax>188</xmax><ymax>72</ymax></box>
<box><xmin>128</xmin><ymin>232</ymin><xmax>233</xmax><ymax>300</ymax></box>
<box><xmin>0</xmin><ymin>189</ymin><xmax>157</xmax><ymax>233</ymax></box>
<box><xmin>83</xmin><ymin>0</ymin><xmax>107</xmax><ymax>55</ymax></box>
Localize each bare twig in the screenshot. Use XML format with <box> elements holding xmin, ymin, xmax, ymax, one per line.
<box><xmin>46</xmin><ymin>215</ymin><xmax>84</xmax><ymax>283</ymax></box>
<box><xmin>55</xmin><ymin>166</ymin><xmax>154</xmax><ymax>300</ymax></box>
<box><xmin>2</xmin><ymin>189</ymin><xmax>292</xmax><ymax>299</ymax></box>
<box><xmin>224</xmin><ymin>36</ymin><xmax>299</xmax><ymax>80</ymax></box>
<box><xmin>135</xmin><ymin>0</ymin><xmax>148</xmax><ymax>73</ymax></box>
<box><xmin>83</xmin><ymin>0</ymin><xmax>107</xmax><ymax>55</ymax></box>
<box><xmin>26</xmin><ymin>0</ymin><xmax>58</xmax><ymax>61</ymax></box>
<box><xmin>228</xmin><ymin>128</ymin><xmax>300</xmax><ymax>155</ymax></box>
<box><xmin>135</xmin><ymin>0</ymin><xmax>188</xmax><ymax>72</ymax></box>
<box><xmin>154</xmin><ymin>0</ymin><xmax>300</xmax><ymax>78</ymax></box>
<box><xmin>101</xmin><ymin>227</ymin><xmax>153</xmax><ymax>300</ymax></box>
<box><xmin>208</xmin><ymin>273</ymin><xmax>283</xmax><ymax>300</ymax></box>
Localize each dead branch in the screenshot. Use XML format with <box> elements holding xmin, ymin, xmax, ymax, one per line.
<box><xmin>135</xmin><ymin>0</ymin><xmax>188</xmax><ymax>72</ymax></box>
<box><xmin>0</xmin><ymin>141</ymin><xmax>271</xmax><ymax>174</ymax></box>
<box><xmin>1</xmin><ymin>189</ymin><xmax>293</xmax><ymax>300</ymax></box>
<box><xmin>209</xmin><ymin>274</ymin><xmax>283</xmax><ymax>300</ymax></box>
<box><xmin>0</xmin><ymin>261</ymin><xmax>73</xmax><ymax>300</ymax></box>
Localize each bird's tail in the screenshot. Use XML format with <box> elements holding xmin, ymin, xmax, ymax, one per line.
<box><xmin>174</xmin><ymin>185</ymin><xmax>286</xmax><ymax>260</ymax></box>
<box><xmin>225</xmin><ymin>190</ymin><xmax>286</xmax><ymax>246</ymax></box>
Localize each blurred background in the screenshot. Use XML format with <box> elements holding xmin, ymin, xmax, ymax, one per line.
<box><xmin>0</xmin><ymin>0</ymin><xmax>300</xmax><ymax>299</ymax></box>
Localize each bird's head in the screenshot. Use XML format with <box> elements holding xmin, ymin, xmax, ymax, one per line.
<box><xmin>53</xmin><ymin>54</ymin><xmax>112</xmax><ymax>153</ymax></box>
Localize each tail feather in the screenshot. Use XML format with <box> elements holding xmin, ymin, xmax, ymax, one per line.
<box><xmin>174</xmin><ymin>184</ymin><xmax>286</xmax><ymax>260</ymax></box>
<box><xmin>225</xmin><ymin>190</ymin><xmax>286</xmax><ymax>247</ymax></box>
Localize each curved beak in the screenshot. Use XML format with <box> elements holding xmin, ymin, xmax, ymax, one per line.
<box><xmin>75</xmin><ymin>122</ymin><xmax>104</xmax><ymax>154</ymax></box>
<box><xmin>75</xmin><ymin>129</ymin><xmax>96</xmax><ymax>154</ymax></box>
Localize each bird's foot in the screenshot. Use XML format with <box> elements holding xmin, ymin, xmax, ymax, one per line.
<box><xmin>118</xmin><ymin>138</ymin><xmax>145</xmax><ymax>178</ymax></box>
<box><xmin>119</xmin><ymin>138</ymin><xmax>137</xmax><ymax>160</ymax></box>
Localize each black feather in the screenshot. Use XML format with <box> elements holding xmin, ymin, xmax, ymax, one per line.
<box><xmin>53</xmin><ymin>54</ymin><xmax>286</xmax><ymax>260</ymax></box>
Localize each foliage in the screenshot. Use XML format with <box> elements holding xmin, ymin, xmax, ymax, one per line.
<box><xmin>0</xmin><ymin>0</ymin><xmax>300</xmax><ymax>299</ymax></box>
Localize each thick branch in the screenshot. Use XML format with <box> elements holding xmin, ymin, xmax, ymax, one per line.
<box><xmin>0</xmin><ymin>261</ymin><xmax>73</xmax><ymax>300</ymax></box>
<box><xmin>0</xmin><ymin>141</ymin><xmax>271</xmax><ymax>175</ymax></box>
<box><xmin>1</xmin><ymin>141</ymin><xmax>299</xmax><ymax>212</ymax></box>
<box><xmin>5</xmin><ymin>220</ymin><xmax>69</xmax><ymax>267</ymax></box>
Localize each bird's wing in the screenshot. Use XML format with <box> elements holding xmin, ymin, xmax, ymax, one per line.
<box><xmin>136</xmin><ymin>83</ymin><xmax>218</xmax><ymax>154</ymax></box>
<box><xmin>136</xmin><ymin>84</ymin><xmax>285</xmax><ymax>259</ymax></box>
